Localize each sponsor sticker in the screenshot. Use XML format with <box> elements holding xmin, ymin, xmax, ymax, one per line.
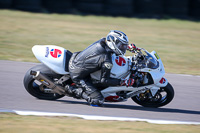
<box><xmin>50</xmin><ymin>49</ymin><xmax>62</xmax><ymax>58</ymax></box>
<box><xmin>154</xmin><ymin>53</ymin><xmax>160</xmax><ymax>60</ymax></box>
<box><xmin>39</xmin><ymin>79</ymin><xmax>50</xmax><ymax>86</ymax></box>
<box><xmin>45</xmin><ymin>47</ymin><xmax>49</xmax><ymax>57</ymax></box>
<box><xmin>115</xmin><ymin>56</ymin><xmax>126</xmax><ymax>66</ymax></box>
<box><xmin>159</xmin><ymin>78</ymin><xmax>166</xmax><ymax>84</ymax></box>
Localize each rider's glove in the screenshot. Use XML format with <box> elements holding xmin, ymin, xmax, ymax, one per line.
<box><xmin>127</xmin><ymin>43</ymin><xmax>140</xmax><ymax>52</ymax></box>
<box><xmin>128</xmin><ymin>43</ymin><xmax>136</xmax><ymax>50</ymax></box>
<box><xmin>120</xmin><ymin>78</ymin><xmax>135</xmax><ymax>87</ymax></box>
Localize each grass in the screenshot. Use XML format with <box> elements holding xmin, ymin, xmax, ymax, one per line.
<box><xmin>0</xmin><ymin>10</ymin><xmax>200</xmax><ymax>75</ymax></box>
<box><xmin>0</xmin><ymin>113</ymin><xmax>200</xmax><ymax>133</ymax></box>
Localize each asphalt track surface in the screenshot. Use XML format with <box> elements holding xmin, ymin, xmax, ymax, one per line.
<box><xmin>0</xmin><ymin>60</ymin><xmax>200</xmax><ymax>122</ymax></box>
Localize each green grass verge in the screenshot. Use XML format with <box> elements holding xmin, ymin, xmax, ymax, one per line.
<box><xmin>0</xmin><ymin>113</ymin><xmax>199</xmax><ymax>133</ymax></box>
<box><xmin>0</xmin><ymin>10</ymin><xmax>200</xmax><ymax>75</ymax></box>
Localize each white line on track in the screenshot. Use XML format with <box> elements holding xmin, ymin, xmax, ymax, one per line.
<box><xmin>1</xmin><ymin>109</ymin><xmax>200</xmax><ymax>125</ymax></box>
<box><xmin>166</xmin><ymin>73</ymin><xmax>200</xmax><ymax>78</ymax></box>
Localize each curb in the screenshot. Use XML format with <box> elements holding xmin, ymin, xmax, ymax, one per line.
<box><xmin>1</xmin><ymin>109</ymin><xmax>200</xmax><ymax>125</ymax></box>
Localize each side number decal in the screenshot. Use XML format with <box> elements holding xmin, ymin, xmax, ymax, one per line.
<box><xmin>50</xmin><ymin>49</ymin><xmax>62</xmax><ymax>58</ymax></box>
<box><xmin>115</xmin><ymin>56</ymin><xmax>126</xmax><ymax>66</ymax></box>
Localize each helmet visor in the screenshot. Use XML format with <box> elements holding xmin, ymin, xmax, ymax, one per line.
<box><xmin>116</xmin><ymin>41</ymin><xmax>128</xmax><ymax>54</ymax></box>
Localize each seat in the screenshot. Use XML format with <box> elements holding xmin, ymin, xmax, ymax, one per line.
<box><xmin>65</xmin><ymin>50</ymin><xmax>73</xmax><ymax>72</ymax></box>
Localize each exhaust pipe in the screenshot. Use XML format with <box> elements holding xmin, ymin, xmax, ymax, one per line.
<box><xmin>30</xmin><ymin>70</ymin><xmax>66</xmax><ymax>95</ymax></box>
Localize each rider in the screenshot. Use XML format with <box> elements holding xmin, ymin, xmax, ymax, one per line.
<box><xmin>66</xmin><ymin>30</ymin><xmax>135</xmax><ymax>106</ymax></box>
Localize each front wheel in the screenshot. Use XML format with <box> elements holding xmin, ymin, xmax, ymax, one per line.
<box><xmin>23</xmin><ymin>64</ymin><xmax>65</xmax><ymax>100</ymax></box>
<box><xmin>132</xmin><ymin>83</ymin><xmax>174</xmax><ymax>108</ymax></box>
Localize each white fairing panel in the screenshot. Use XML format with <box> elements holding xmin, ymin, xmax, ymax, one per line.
<box><xmin>32</xmin><ymin>45</ymin><xmax>69</xmax><ymax>75</ymax></box>
<box><xmin>90</xmin><ymin>54</ymin><xmax>130</xmax><ymax>80</ymax></box>
<box><xmin>110</xmin><ymin>54</ymin><xmax>129</xmax><ymax>79</ymax></box>
<box><xmin>138</xmin><ymin>51</ymin><xmax>167</xmax><ymax>86</ymax></box>
<box><xmin>149</xmin><ymin>51</ymin><xmax>166</xmax><ymax>85</ymax></box>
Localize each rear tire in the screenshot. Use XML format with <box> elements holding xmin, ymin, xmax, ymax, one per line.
<box><xmin>132</xmin><ymin>83</ymin><xmax>174</xmax><ymax>108</ymax></box>
<box><xmin>23</xmin><ymin>64</ymin><xmax>65</xmax><ymax>100</ymax></box>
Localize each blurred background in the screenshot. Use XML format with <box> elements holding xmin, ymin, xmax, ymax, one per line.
<box><xmin>0</xmin><ymin>0</ymin><xmax>200</xmax><ymax>75</ymax></box>
<box><xmin>0</xmin><ymin>1</ymin><xmax>200</xmax><ymax>132</ymax></box>
<box><xmin>0</xmin><ymin>0</ymin><xmax>200</xmax><ymax>18</ymax></box>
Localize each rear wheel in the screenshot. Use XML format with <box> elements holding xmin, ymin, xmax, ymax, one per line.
<box><xmin>132</xmin><ymin>83</ymin><xmax>174</xmax><ymax>108</ymax></box>
<box><xmin>23</xmin><ymin>64</ymin><xmax>65</xmax><ymax>100</ymax></box>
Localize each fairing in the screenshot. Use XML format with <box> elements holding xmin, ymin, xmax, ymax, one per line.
<box><xmin>32</xmin><ymin>45</ymin><xmax>69</xmax><ymax>75</ymax></box>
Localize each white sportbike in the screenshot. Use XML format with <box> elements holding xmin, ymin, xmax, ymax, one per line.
<box><xmin>23</xmin><ymin>45</ymin><xmax>174</xmax><ymax>108</ymax></box>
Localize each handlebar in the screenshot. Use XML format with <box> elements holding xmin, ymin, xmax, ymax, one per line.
<box><xmin>130</xmin><ymin>48</ymin><xmax>159</xmax><ymax>70</ymax></box>
<box><xmin>131</xmin><ymin>47</ymin><xmax>144</xmax><ymax>61</ymax></box>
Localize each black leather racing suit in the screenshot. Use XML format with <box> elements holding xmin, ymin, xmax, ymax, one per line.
<box><xmin>68</xmin><ymin>38</ymin><xmax>121</xmax><ymax>105</ymax></box>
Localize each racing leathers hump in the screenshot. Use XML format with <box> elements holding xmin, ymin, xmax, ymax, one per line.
<box><xmin>69</xmin><ymin>38</ymin><xmax>121</xmax><ymax>87</ymax></box>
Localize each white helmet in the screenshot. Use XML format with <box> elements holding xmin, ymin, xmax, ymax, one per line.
<box><xmin>106</xmin><ymin>30</ymin><xmax>129</xmax><ymax>55</ymax></box>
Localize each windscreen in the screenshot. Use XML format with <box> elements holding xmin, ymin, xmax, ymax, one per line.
<box><xmin>144</xmin><ymin>51</ymin><xmax>159</xmax><ymax>69</ymax></box>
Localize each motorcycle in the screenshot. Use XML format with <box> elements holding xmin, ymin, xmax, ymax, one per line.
<box><xmin>23</xmin><ymin>45</ymin><xmax>174</xmax><ymax>108</ymax></box>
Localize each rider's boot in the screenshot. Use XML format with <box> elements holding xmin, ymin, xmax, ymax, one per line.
<box><xmin>81</xmin><ymin>91</ymin><xmax>104</xmax><ymax>107</ymax></box>
<box><xmin>65</xmin><ymin>85</ymin><xmax>82</xmax><ymax>99</ymax></box>
<box><xmin>65</xmin><ymin>83</ymin><xmax>104</xmax><ymax>107</ymax></box>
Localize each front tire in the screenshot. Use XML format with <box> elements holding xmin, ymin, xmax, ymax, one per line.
<box><xmin>23</xmin><ymin>64</ymin><xmax>65</xmax><ymax>100</ymax></box>
<box><xmin>132</xmin><ymin>83</ymin><xmax>174</xmax><ymax>108</ymax></box>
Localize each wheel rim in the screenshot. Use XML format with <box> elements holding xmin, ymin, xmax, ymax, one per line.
<box><xmin>134</xmin><ymin>88</ymin><xmax>169</xmax><ymax>106</ymax></box>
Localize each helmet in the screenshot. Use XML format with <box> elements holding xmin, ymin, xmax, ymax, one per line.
<box><xmin>106</xmin><ymin>30</ymin><xmax>129</xmax><ymax>55</ymax></box>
